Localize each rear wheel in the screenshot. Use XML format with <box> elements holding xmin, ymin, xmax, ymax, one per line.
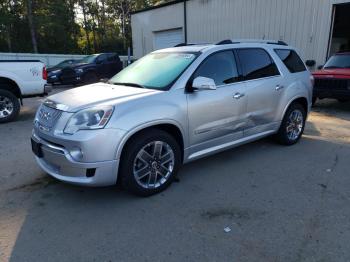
<box><xmin>275</xmin><ymin>103</ymin><xmax>306</xmax><ymax>145</ymax></box>
<box><xmin>0</xmin><ymin>89</ymin><xmax>20</xmax><ymax>123</ymax></box>
<box><xmin>120</xmin><ymin>129</ymin><xmax>181</xmax><ymax>196</ymax></box>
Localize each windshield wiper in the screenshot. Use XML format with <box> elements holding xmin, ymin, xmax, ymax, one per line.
<box><xmin>111</xmin><ymin>82</ymin><xmax>145</xmax><ymax>89</ymax></box>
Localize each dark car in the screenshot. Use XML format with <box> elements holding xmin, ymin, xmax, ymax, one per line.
<box><xmin>50</xmin><ymin>53</ymin><xmax>123</xmax><ymax>85</ymax></box>
<box><xmin>312</xmin><ymin>52</ymin><xmax>350</xmax><ymax>104</ymax></box>
<box><xmin>47</xmin><ymin>59</ymin><xmax>79</xmax><ymax>84</ymax></box>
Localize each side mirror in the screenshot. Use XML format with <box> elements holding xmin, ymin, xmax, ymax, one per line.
<box><xmin>192</xmin><ymin>77</ymin><xmax>216</xmax><ymax>91</ymax></box>
<box><xmin>317</xmin><ymin>65</ymin><xmax>323</xmax><ymax>70</ymax></box>
<box><xmin>305</xmin><ymin>60</ymin><xmax>316</xmax><ymax>67</ymax></box>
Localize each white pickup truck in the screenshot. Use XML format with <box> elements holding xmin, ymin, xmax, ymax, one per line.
<box><xmin>0</xmin><ymin>60</ymin><xmax>51</xmax><ymax>123</ymax></box>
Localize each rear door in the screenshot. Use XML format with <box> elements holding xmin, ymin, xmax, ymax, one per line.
<box><xmin>106</xmin><ymin>54</ymin><xmax>122</xmax><ymax>77</ymax></box>
<box><xmin>187</xmin><ymin>50</ymin><xmax>247</xmax><ymax>156</ymax></box>
<box><xmin>95</xmin><ymin>54</ymin><xmax>109</xmax><ymax>78</ymax></box>
<box><xmin>236</xmin><ymin>48</ymin><xmax>284</xmax><ymax>137</ymax></box>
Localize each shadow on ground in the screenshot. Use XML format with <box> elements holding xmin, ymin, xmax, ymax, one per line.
<box><xmin>5</xmin><ymin>135</ymin><xmax>350</xmax><ymax>262</ymax></box>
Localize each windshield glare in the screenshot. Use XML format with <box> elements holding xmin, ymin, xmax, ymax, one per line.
<box><xmin>79</xmin><ymin>55</ymin><xmax>98</xmax><ymax>64</ymax></box>
<box><xmin>110</xmin><ymin>52</ymin><xmax>198</xmax><ymax>90</ymax></box>
<box><xmin>324</xmin><ymin>54</ymin><xmax>350</xmax><ymax>69</ymax></box>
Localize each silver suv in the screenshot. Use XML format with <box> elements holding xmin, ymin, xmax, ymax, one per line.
<box><xmin>31</xmin><ymin>40</ymin><xmax>313</xmax><ymax>196</ymax></box>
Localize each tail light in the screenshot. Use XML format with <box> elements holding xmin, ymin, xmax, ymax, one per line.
<box><xmin>42</xmin><ymin>66</ymin><xmax>47</xmax><ymax>80</ymax></box>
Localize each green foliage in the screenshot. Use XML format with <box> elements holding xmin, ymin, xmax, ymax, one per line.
<box><xmin>0</xmin><ymin>0</ymin><xmax>173</xmax><ymax>54</ymax></box>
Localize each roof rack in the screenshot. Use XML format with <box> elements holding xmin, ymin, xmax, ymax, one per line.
<box><xmin>174</xmin><ymin>43</ymin><xmax>196</xmax><ymax>47</ymax></box>
<box><xmin>215</xmin><ymin>39</ymin><xmax>288</xmax><ymax>46</ymax></box>
<box><xmin>174</xmin><ymin>42</ymin><xmax>211</xmax><ymax>47</ymax></box>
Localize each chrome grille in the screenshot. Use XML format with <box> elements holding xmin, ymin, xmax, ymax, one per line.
<box><xmin>37</xmin><ymin>104</ymin><xmax>62</xmax><ymax>129</ymax></box>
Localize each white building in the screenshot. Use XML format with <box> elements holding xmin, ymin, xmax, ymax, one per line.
<box><xmin>131</xmin><ymin>0</ymin><xmax>350</xmax><ymax>67</ymax></box>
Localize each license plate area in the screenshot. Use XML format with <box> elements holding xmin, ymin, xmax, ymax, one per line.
<box><xmin>31</xmin><ymin>138</ymin><xmax>43</xmax><ymax>158</ymax></box>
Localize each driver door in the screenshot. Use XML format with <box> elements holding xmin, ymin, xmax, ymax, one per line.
<box><xmin>186</xmin><ymin>50</ymin><xmax>247</xmax><ymax>157</ymax></box>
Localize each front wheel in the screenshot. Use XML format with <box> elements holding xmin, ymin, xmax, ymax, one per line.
<box><xmin>275</xmin><ymin>103</ymin><xmax>306</xmax><ymax>145</ymax></box>
<box><xmin>120</xmin><ymin>129</ymin><xmax>181</xmax><ymax>196</ymax></box>
<box><xmin>0</xmin><ymin>89</ymin><xmax>20</xmax><ymax>123</ymax></box>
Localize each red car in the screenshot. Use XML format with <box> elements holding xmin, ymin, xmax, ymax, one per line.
<box><xmin>312</xmin><ymin>52</ymin><xmax>350</xmax><ymax>104</ymax></box>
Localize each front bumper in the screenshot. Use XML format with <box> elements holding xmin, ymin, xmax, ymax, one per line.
<box><xmin>314</xmin><ymin>88</ymin><xmax>350</xmax><ymax>100</ymax></box>
<box><xmin>31</xmin><ymin>130</ymin><xmax>124</xmax><ymax>187</ymax></box>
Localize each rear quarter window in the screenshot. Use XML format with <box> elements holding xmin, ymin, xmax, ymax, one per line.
<box><xmin>275</xmin><ymin>49</ymin><xmax>306</xmax><ymax>73</ymax></box>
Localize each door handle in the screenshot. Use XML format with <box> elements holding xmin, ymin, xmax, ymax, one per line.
<box><xmin>233</xmin><ymin>93</ymin><xmax>245</xmax><ymax>99</ymax></box>
<box><xmin>275</xmin><ymin>85</ymin><xmax>285</xmax><ymax>91</ymax></box>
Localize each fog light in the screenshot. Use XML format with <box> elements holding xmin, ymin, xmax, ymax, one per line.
<box><xmin>69</xmin><ymin>147</ymin><xmax>83</xmax><ymax>161</ymax></box>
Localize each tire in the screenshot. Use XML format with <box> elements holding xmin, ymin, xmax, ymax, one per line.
<box><xmin>275</xmin><ymin>103</ymin><xmax>306</xmax><ymax>146</ymax></box>
<box><xmin>119</xmin><ymin>128</ymin><xmax>181</xmax><ymax>196</ymax></box>
<box><xmin>0</xmin><ymin>89</ymin><xmax>20</xmax><ymax>123</ymax></box>
<box><xmin>83</xmin><ymin>72</ymin><xmax>99</xmax><ymax>84</ymax></box>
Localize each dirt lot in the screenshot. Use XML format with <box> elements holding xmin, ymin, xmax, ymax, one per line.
<box><xmin>0</xmin><ymin>89</ymin><xmax>350</xmax><ymax>262</ymax></box>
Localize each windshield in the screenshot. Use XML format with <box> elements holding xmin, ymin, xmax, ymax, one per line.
<box><xmin>110</xmin><ymin>52</ymin><xmax>198</xmax><ymax>90</ymax></box>
<box><xmin>324</xmin><ymin>54</ymin><xmax>350</xmax><ymax>69</ymax></box>
<box><xmin>79</xmin><ymin>55</ymin><xmax>98</xmax><ymax>64</ymax></box>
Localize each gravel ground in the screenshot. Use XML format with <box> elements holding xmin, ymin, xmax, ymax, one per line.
<box><xmin>0</xmin><ymin>89</ymin><xmax>350</xmax><ymax>262</ymax></box>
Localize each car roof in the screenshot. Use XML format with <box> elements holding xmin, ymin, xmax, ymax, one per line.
<box><xmin>155</xmin><ymin>42</ymin><xmax>293</xmax><ymax>54</ymax></box>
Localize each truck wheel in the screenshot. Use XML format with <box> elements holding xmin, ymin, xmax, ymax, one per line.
<box><xmin>120</xmin><ymin>129</ymin><xmax>181</xmax><ymax>196</ymax></box>
<box><xmin>83</xmin><ymin>72</ymin><xmax>99</xmax><ymax>84</ymax></box>
<box><xmin>0</xmin><ymin>89</ymin><xmax>20</xmax><ymax>123</ymax></box>
<box><xmin>275</xmin><ymin>103</ymin><xmax>306</xmax><ymax>146</ymax></box>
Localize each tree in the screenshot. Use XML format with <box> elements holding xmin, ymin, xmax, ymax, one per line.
<box><xmin>26</xmin><ymin>0</ymin><xmax>38</xmax><ymax>53</ymax></box>
<box><xmin>0</xmin><ymin>0</ymin><xmax>173</xmax><ymax>54</ymax></box>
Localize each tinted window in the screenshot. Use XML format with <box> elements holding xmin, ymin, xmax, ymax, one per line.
<box><xmin>275</xmin><ymin>49</ymin><xmax>306</xmax><ymax>73</ymax></box>
<box><xmin>107</xmin><ymin>54</ymin><xmax>120</xmax><ymax>62</ymax></box>
<box><xmin>193</xmin><ymin>51</ymin><xmax>239</xmax><ymax>85</ymax></box>
<box><xmin>237</xmin><ymin>49</ymin><xmax>279</xmax><ymax>80</ymax></box>
<box><xmin>97</xmin><ymin>54</ymin><xmax>108</xmax><ymax>63</ymax></box>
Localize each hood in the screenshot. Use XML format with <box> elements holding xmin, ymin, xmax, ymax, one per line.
<box><xmin>47</xmin><ymin>67</ymin><xmax>61</xmax><ymax>73</ymax></box>
<box><xmin>313</xmin><ymin>68</ymin><xmax>350</xmax><ymax>78</ymax></box>
<box><xmin>45</xmin><ymin>83</ymin><xmax>160</xmax><ymax>112</ymax></box>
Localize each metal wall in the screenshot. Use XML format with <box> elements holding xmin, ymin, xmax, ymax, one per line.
<box><xmin>131</xmin><ymin>0</ymin><xmax>349</xmax><ymax>66</ymax></box>
<box><xmin>131</xmin><ymin>2</ymin><xmax>185</xmax><ymax>58</ymax></box>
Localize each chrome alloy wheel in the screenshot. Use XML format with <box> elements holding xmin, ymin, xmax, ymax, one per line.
<box><xmin>133</xmin><ymin>141</ymin><xmax>175</xmax><ymax>189</ymax></box>
<box><xmin>0</xmin><ymin>96</ymin><xmax>14</xmax><ymax>119</ymax></box>
<box><xmin>286</xmin><ymin>109</ymin><xmax>304</xmax><ymax>141</ymax></box>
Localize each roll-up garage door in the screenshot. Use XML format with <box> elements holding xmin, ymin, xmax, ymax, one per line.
<box><xmin>154</xmin><ymin>28</ymin><xmax>184</xmax><ymax>50</ymax></box>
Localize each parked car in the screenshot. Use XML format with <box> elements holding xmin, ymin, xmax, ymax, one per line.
<box><xmin>0</xmin><ymin>60</ymin><xmax>50</xmax><ymax>123</ymax></box>
<box><xmin>31</xmin><ymin>40</ymin><xmax>313</xmax><ymax>196</ymax></box>
<box><xmin>47</xmin><ymin>59</ymin><xmax>79</xmax><ymax>85</ymax></box>
<box><xmin>312</xmin><ymin>52</ymin><xmax>350</xmax><ymax>104</ymax></box>
<box><xmin>47</xmin><ymin>53</ymin><xmax>123</xmax><ymax>85</ymax></box>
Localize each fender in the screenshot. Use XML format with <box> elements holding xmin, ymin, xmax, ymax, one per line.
<box><xmin>281</xmin><ymin>95</ymin><xmax>309</xmax><ymax>121</ymax></box>
<box><xmin>0</xmin><ymin>72</ymin><xmax>22</xmax><ymax>91</ymax></box>
<box><xmin>114</xmin><ymin>119</ymin><xmax>186</xmax><ymax>160</ymax></box>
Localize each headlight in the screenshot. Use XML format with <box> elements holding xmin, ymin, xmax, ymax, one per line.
<box><xmin>64</xmin><ymin>106</ymin><xmax>114</xmax><ymax>134</ymax></box>
<box><xmin>75</xmin><ymin>68</ymin><xmax>84</xmax><ymax>74</ymax></box>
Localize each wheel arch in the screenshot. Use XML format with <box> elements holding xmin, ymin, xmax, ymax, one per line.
<box><xmin>0</xmin><ymin>77</ymin><xmax>22</xmax><ymax>98</ymax></box>
<box><xmin>282</xmin><ymin>96</ymin><xmax>309</xmax><ymax>120</ymax></box>
<box><xmin>116</xmin><ymin>121</ymin><xmax>185</xmax><ymax>163</ymax></box>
